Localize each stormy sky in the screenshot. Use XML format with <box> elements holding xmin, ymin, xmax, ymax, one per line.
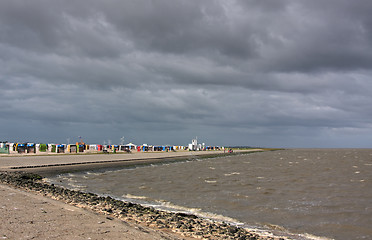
<box><xmin>1</xmin><ymin>0</ymin><xmax>372</xmax><ymax>148</ymax></box>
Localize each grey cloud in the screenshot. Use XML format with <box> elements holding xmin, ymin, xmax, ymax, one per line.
<box><xmin>1</xmin><ymin>0</ymin><xmax>372</xmax><ymax>147</ymax></box>
<box><xmin>0</xmin><ymin>0</ymin><xmax>62</xmax><ymax>51</ymax></box>
<box><xmin>254</xmin><ymin>0</ymin><xmax>372</xmax><ymax>72</ymax></box>
<box><xmin>99</xmin><ymin>0</ymin><xmax>259</xmax><ymax>59</ymax></box>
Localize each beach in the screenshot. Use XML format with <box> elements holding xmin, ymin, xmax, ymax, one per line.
<box><xmin>0</xmin><ymin>150</ymin><xmax>281</xmax><ymax>240</ymax></box>
<box><xmin>0</xmin><ymin>183</ymin><xmax>182</xmax><ymax>240</ymax></box>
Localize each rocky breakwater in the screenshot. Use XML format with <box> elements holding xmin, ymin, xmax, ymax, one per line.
<box><xmin>0</xmin><ymin>171</ymin><xmax>287</xmax><ymax>240</ymax></box>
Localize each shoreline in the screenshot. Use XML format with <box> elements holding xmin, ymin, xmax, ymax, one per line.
<box><xmin>0</xmin><ymin>150</ymin><xmax>291</xmax><ymax>239</ymax></box>
<box><xmin>0</xmin><ymin>171</ymin><xmax>286</xmax><ymax>240</ymax></box>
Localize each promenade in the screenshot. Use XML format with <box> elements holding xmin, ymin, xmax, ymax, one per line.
<box><xmin>0</xmin><ymin>150</ymin><xmax>220</xmax><ymax>168</ymax></box>
<box><xmin>0</xmin><ymin>150</ymin><xmax>262</xmax><ymax>175</ymax></box>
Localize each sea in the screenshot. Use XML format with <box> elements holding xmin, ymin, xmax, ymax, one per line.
<box><xmin>47</xmin><ymin>149</ymin><xmax>372</xmax><ymax>240</ymax></box>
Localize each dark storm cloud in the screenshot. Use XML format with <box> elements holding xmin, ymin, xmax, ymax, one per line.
<box><xmin>101</xmin><ymin>0</ymin><xmax>258</xmax><ymax>59</ymax></box>
<box><xmin>252</xmin><ymin>0</ymin><xmax>372</xmax><ymax>72</ymax></box>
<box><xmin>1</xmin><ymin>0</ymin><xmax>372</xmax><ymax>147</ymax></box>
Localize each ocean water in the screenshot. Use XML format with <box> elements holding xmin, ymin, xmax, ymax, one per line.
<box><xmin>48</xmin><ymin>149</ymin><xmax>372</xmax><ymax>239</ymax></box>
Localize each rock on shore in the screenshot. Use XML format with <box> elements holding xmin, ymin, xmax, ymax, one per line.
<box><xmin>0</xmin><ymin>171</ymin><xmax>287</xmax><ymax>240</ymax></box>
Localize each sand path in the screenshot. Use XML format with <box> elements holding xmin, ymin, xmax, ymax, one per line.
<box><xmin>0</xmin><ymin>150</ymin><xmax>261</xmax><ymax>175</ymax></box>
<box><xmin>0</xmin><ymin>184</ymin><xmax>186</xmax><ymax>240</ymax></box>
<box><xmin>0</xmin><ymin>151</ymin><xmax>228</xmax><ymax>169</ymax></box>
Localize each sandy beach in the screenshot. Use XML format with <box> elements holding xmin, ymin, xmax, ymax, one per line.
<box><xmin>0</xmin><ymin>150</ymin><xmax>284</xmax><ymax>240</ymax></box>
<box><xmin>0</xmin><ymin>183</ymin><xmax>184</xmax><ymax>240</ymax></box>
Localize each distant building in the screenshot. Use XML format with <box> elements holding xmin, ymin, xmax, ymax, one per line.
<box><xmin>0</xmin><ymin>141</ymin><xmax>9</xmax><ymax>154</ymax></box>
<box><xmin>189</xmin><ymin>137</ymin><xmax>198</xmax><ymax>151</ymax></box>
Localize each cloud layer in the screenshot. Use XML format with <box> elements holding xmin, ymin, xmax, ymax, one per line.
<box><xmin>1</xmin><ymin>0</ymin><xmax>372</xmax><ymax>147</ymax></box>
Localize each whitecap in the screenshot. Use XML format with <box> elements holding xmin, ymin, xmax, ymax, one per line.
<box><xmin>66</xmin><ymin>183</ymin><xmax>87</xmax><ymax>190</ymax></box>
<box><xmin>224</xmin><ymin>172</ymin><xmax>240</xmax><ymax>176</ymax></box>
<box><xmin>123</xmin><ymin>194</ymin><xmax>148</xmax><ymax>200</ymax></box>
<box><xmin>157</xmin><ymin>200</ymin><xmax>202</xmax><ymax>213</ymax></box>
<box><xmin>205</xmin><ymin>180</ymin><xmax>217</xmax><ymax>183</ymax></box>
<box><xmin>298</xmin><ymin>233</ymin><xmax>334</xmax><ymax>240</ymax></box>
<box><xmin>155</xmin><ymin>200</ymin><xmax>243</xmax><ymax>226</ymax></box>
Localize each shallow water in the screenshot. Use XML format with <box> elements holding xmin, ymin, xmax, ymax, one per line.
<box><xmin>49</xmin><ymin>149</ymin><xmax>372</xmax><ymax>239</ymax></box>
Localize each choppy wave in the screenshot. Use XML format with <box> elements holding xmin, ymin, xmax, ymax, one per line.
<box><xmin>47</xmin><ymin>149</ymin><xmax>372</xmax><ymax>240</ymax></box>
<box><xmin>224</xmin><ymin>172</ymin><xmax>241</xmax><ymax>176</ymax></box>
<box><xmin>123</xmin><ymin>194</ymin><xmax>149</xmax><ymax>200</ymax></box>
